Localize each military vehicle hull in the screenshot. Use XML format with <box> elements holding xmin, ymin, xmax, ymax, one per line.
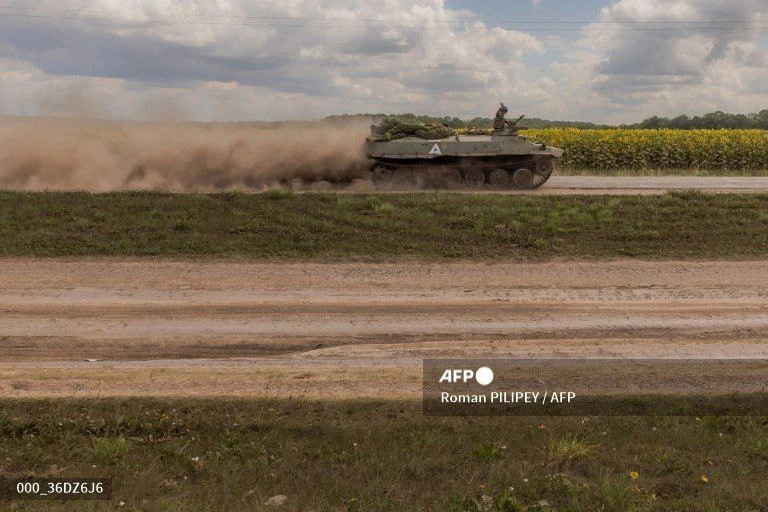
<box><xmin>365</xmin><ymin>132</ymin><xmax>564</xmax><ymax>189</ymax></box>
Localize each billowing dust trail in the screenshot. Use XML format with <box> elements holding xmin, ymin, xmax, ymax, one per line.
<box><xmin>1</xmin><ymin>259</ymin><xmax>767</xmax><ymax>397</ymax></box>
<box><xmin>7</xmin><ymin>117</ymin><xmax>768</xmax><ymax>194</ymax></box>
<box><xmin>0</xmin><ymin>117</ymin><xmax>369</xmax><ymax>191</ymax></box>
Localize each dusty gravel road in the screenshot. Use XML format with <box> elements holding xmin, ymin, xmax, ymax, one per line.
<box><xmin>1</xmin><ymin>259</ymin><xmax>767</xmax><ymax>397</ymax></box>
<box><xmin>359</xmin><ymin>176</ymin><xmax>768</xmax><ymax>194</ymax></box>
<box><xmin>535</xmin><ymin>176</ymin><xmax>768</xmax><ymax>194</ymax></box>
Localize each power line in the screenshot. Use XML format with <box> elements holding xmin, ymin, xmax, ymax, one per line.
<box><xmin>0</xmin><ymin>5</ymin><xmax>764</xmax><ymax>32</ymax></box>
<box><xmin>0</xmin><ymin>2</ymin><xmax>762</xmax><ymax>23</ymax></box>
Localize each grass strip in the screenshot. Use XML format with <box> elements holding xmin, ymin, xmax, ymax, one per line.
<box><xmin>1</xmin><ymin>190</ymin><xmax>768</xmax><ymax>259</ymax></box>
<box><xmin>0</xmin><ymin>398</ymin><xmax>766</xmax><ymax>511</ymax></box>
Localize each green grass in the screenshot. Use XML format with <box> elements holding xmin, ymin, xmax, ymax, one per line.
<box><xmin>0</xmin><ymin>399</ymin><xmax>766</xmax><ymax>511</ymax></box>
<box><xmin>91</xmin><ymin>436</ymin><xmax>131</xmax><ymax>466</ymax></box>
<box><xmin>1</xmin><ymin>190</ymin><xmax>768</xmax><ymax>259</ymax></box>
<box><xmin>547</xmin><ymin>434</ymin><xmax>596</xmax><ymax>469</ymax></box>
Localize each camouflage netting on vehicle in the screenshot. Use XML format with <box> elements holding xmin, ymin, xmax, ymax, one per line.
<box><xmin>373</xmin><ymin>118</ymin><xmax>455</xmax><ymax>141</ymax></box>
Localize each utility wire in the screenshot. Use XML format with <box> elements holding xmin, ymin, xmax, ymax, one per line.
<box><xmin>0</xmin><ymin>2</ymin><xmax>762</xmax><ymax>24</ymax></box>
<box><xmin>0</xmin><ymin>4</ymin><xmax>764</xmax><ymax>32</ymax></box>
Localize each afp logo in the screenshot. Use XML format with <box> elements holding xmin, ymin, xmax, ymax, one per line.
<box><xmin>438</xmin><ymin>366</ymin><xmax>494</xmax><ymax>386</ymax></box>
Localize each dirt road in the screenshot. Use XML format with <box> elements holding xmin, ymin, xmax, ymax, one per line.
<box><xmin>361</xmin><ymin>176</ymin><xmax>768</xmax><ymax>194</ymax></box>
<box><xmin>540</xmin><ymin>176</ymin><xmax>768</xmax><ymax>194</ymax></box>
<box><xmin>2</xmin><ymin>259</ymin><xmax>767</xmax><ymax>397</ymax></box>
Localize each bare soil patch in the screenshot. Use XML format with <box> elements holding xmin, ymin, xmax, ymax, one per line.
<box><xmin>1</xmin><ymin>258</ymin><xmax>767</xmax><ymax>397</ymax></box>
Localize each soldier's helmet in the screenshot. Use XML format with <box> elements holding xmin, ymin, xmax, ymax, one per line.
<box><xmin>498</xmin><ymin>102</ymin><xmax>508</xmax><ymax>114</ymax></box>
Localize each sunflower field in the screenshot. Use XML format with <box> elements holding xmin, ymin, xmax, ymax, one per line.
<box><xmin>522</xmin><ymin>128</ymin><xmax>768</xmax><ymax>170</ymax></box>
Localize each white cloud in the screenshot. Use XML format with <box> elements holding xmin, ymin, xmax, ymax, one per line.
<box><xmin>554</xmin><ymin>0</ymin><xmax>768</xmax><ymax>121</ymax></box>
<box><xmin>0</xmin><ymin>0</ymin><xmax>766</xmax><ymax>123</ymax></box>
<box><xmin>0</xmin><ymin>0</ymin><xmax>555</xmax><ymax>120</ymax></box>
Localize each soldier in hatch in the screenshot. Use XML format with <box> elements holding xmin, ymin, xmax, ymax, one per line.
<box><xmin>493</xmin><ymin>102</ymin><xmax>524</xmax><ymax>132</ymax></box>
<box><xmin>493</xmin><ymin>102</ymin><xmax>509</xmax><ymax>131</ymax></box>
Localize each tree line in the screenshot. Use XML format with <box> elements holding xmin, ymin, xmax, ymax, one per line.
<box><xmin>628</xmin><ymin>110</ymin><xmax>768</xmax><ymax>129</ymax></box>
<box><xmin>327</xmin><ymin>109</ymin><xmax>768</xmax><ymax>130</ymax></box>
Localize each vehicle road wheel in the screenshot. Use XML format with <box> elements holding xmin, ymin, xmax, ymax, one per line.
<box><xmin>390</xmin><ymin>169</ymin><xmax>414</xmax><ymax>187</ymax></box>
<box><xmin>526</xmin><ymin>158</ymin><xmax>555</xmax><ymax>189</ymax></box>
<box><xmin>445</xmin><ymin>169</ymin><xmax>464</xmax><ymax>189</ymax></box>
<box><xmin>464</xmin><ymin>169</ymin><xmax>485</xmax><ymax>188</ymax></box>
<box><xmin>370</xmin><ymin>165</ymin><xmax>392</xmax><ymax>184</ymax></box>
<box><xmin>512</xmin><ymin>168</ymin><xmax>535</xmax><ymax>188</ymax></box>
<box><xmin>489</xmin><ymin>168</ymin><xmax>510</xmax><ymax>188</ymax></box>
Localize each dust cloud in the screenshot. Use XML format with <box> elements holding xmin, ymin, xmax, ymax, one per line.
<box><xmin>0</xmin><ymin>117</ymin><xmax>372</xmax><ymax>192</ymax></box>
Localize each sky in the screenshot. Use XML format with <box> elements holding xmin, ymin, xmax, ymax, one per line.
<box><xmin>0</xmin><ymin>0</ymin><xmax>766</xmax><ymax>124</ymax></box>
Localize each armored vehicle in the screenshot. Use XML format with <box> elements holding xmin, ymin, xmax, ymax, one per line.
<box><xmin>365</xmin><ymin>104</ymin><xmax>563</xmax><ymax>189</ymax></box>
